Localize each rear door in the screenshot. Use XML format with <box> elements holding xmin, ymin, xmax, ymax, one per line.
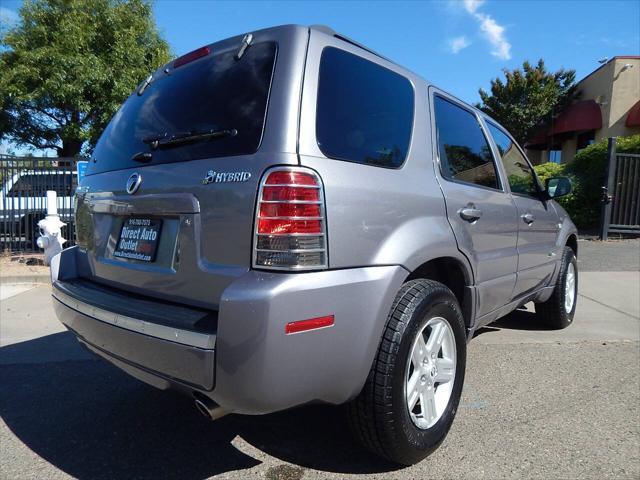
<box><xmin>484</xmin><ymin>121</ymin><xmax>561</xmax><ymax>297</ymax></box>
<box><xmin>429</xmin><ymin>91</ymin><xmax>519</xmax><ymax>317</ymax></box>
<box><xmin>74</xmin><ymin>26</ymin><xmax>308</xmax><ymax>309</ymax></box>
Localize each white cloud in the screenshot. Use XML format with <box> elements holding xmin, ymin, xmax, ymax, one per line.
<box><xmin>448</xmin><ymin>36</ymin><xmax>471</xmax><ymax>54</ymax></box>
<box><xmin>475</xmin><ymin>12</ymin><xmax>511</xmax><ymax>59</ymax></box>
<box><xmin>0</xmin><ymin>7</ymin><xmax>19</xmax><ymax>28</ymax></box>
<box><xmin>461</xmin><ymin>0</ymin><xmax>511</xmax><ymax>60</ymax></box>
<box><xmin>463</xmin><ymin>0</ymin><xmax>484</xmax><ymax>14</ymax></box>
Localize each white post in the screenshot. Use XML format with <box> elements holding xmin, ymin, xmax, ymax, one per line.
<box><xmin>46</xmin><ymin>190</ymin><xmax>58</xmax><ymax>215</ymax></box>
<box><xmin>37</xmin><ymin>190</ymin><xmax>67</xmax><ymax>265</ymax></box>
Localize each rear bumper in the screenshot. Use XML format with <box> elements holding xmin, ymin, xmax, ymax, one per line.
<box><xmin>52</xmin><ymin>289</ymin><xmax>216</xmax><ymax>390</ymax></box>
<box><xmin>52</xmin><ymin>247</ymin><xmax>407</xmax><ymax>414</ymax></box>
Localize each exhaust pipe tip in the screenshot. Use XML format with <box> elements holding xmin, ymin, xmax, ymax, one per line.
<box><xmin>194</xmin><ymin>398</ymin><xmax>213</xmax><ymax>420</ymax></box>
<box><xmin>193</xmin><ymin>392</ymin><xmax>228</xmax><ymax>421</ymax></box>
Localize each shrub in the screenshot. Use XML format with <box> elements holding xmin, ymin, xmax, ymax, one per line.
<box><xmin>533</xmin><ymin>134</ymin><xmax>640</xmax><ymax>228</ymax></box>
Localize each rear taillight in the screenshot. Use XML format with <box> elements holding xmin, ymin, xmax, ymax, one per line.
<box><xmin>253</xmin><ymin>167</ymin><xmax>327</xmax><ymax>270</ymax></box>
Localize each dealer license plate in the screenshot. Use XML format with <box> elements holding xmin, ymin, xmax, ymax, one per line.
<box><xmin>113</xmin><ymin>218</ymin><xmax>162</xmax><ymax>262</ymax></box>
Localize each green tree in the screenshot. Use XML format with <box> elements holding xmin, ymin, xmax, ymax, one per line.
<box><xmin>476</xmin><ymin>59</ymin><xmax>578</xmax><ymax>146</ymax></box>
<box><xmin>0</xmin><ymin>0</ymin><xmax>171</xmax><ymax>157</ymax></box>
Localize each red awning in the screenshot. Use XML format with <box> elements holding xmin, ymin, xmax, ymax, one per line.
<box><xmin>524</xmin><ymin>127</ymin><xmax>549</xmax><ymax>150</ymax></box>
<box><xmin>626</xmin><ymin>99</ymin><xmax>640</xmax><ymax>127</ymax></box>
<box><xmin>550</xmin><ymin>100</ymin><xmax>602</xmax><ymax>135</ymax></box>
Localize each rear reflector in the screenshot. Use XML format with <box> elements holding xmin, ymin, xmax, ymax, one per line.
<box><xmin>285</xmin><ymin>315</ymin><xmax>335</xmax><ymax>334</ymax></box>
<box><xmin>173</xmin><ymin>46</ymin><xmax>211</xmax><ymax>68</ymax></box>
<box><xmin>253</xmin><ymin>167</ymin><xmax>327</xmax><ymax>270</ymax></box>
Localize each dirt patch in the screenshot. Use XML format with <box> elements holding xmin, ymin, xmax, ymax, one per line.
<box><xmin>0</xmin><ymin>253</ymin><xmax>49</xmax><ymax>278</ymax></box>
<box><xmin>264</xmin><ymin>465</ymin><xmax>306</xmax><ymax>480</ymax></box>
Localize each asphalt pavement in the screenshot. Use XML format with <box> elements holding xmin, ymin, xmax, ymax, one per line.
<box><xmin>576</xmin><ymin>238</ymin><xmax>640</xmax><ymax>272</ymax></box>
<box><xmin>1</xmin><ymin>239</ymin><xmax>639</xmax><ymax>479</ymax></box>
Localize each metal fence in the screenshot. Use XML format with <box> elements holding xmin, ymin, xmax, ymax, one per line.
<box><xmin>600</xmin><ymin>138</ymin><xmax>640</xmax><ymax>239</ymax></box>
<box><xmin>1</xmin><ymin>156</ymin><xmax>78</xmax><ymax>252</ymax></box>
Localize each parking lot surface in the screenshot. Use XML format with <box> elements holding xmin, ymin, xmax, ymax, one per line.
<box><xmin>1</xmin><ymin>240</ymin><xmax>639</xmax><ymax>479</ymax></box>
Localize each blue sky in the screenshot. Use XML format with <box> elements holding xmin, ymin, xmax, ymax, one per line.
<box><xmin>1</xmin><ymin>0</ymin><xmax>639</xmax><ymax>154</ymax></box>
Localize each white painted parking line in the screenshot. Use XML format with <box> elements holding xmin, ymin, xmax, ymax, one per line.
<box><xmin>0</xmin><ymin>285</ymin><xmax>35</xmax><ymax>301</ymax></box>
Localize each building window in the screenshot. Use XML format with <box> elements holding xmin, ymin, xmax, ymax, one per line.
<box><xmin>577</xmin><ymin>131</ymin><xmax>595</xmax><ymax>152</ymax></box>
<box><xmin>549</xmin><ymin>150</ymin><xmax>562</xmax><ymax>164</ymax></box>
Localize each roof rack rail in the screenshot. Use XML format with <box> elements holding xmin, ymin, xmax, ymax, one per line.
<box><xmin>309</xmin><ymin>24</ymin><xmax>394</xmax><ymax>64</ymax></box>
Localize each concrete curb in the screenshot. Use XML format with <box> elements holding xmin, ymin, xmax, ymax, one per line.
<box><xmin>0</xmin><ymin>274</ymin><xmax>51</xmax><ymax>286</ymax></box>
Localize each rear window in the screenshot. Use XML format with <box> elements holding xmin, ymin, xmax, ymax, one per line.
<box><xmin>316</xmin><ymin>47</ymin><xmax>414</xmax><ymax>168</ymax></box>
<box><xmin>89</xmin><ymin>42</ymin><xmax>277</xmax><ymax>174</ymax></box>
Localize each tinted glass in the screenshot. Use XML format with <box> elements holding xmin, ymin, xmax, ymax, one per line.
<box><xmin>8</xmin><ymin>174</ymin><xmax>77</xmax><ymax>197</ymax></box>
<box><xmin>316</xmin><ymin>47</ymin><xmax>414</xmax><ymax>168</ymax></box>
<box><xmin>90</xmin><ymin>42</ymin><xmax>277</xmax><ymax>174</ymax></box>
<box><xmin>434</xmin><ymin>97</ymin><xmax>500</xmax><ymax>189</ymax></box>
<box><xmin>487</xmin><ymin>122</ymin><xmax>538</xmax><ymax>196</ymax></box>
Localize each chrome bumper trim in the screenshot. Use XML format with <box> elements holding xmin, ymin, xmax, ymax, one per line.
<box><xmin>52</xmin><ymin>288</ymin><xmax>216</xmax><ymax>349</ymax></box>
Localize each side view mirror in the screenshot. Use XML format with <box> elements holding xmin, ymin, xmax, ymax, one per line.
<box><xmin>545</xmin><ymin>176</ymin><xmax>572</xmax><ymax>199</ymax></box>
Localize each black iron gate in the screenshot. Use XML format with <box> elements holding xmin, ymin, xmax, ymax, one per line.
<box><xmin>0</xmin><ymin>155</ymin><xmax>77</xmax><ymax>252</ymax></box>
<box><xmin>600</xmin><ymin>138</ymin><xmax>640</xmax><ymax>239</ymax></box>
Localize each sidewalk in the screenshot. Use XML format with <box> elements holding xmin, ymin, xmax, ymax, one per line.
<box><xmin>474</xmin><ymin>271</ymin><xmax>640</xmax><ymax>344</ymax></box>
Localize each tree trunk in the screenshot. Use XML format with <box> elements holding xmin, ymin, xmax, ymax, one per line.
<box><xmin>57</xmin><ymin>138</ymin><xmax>83</xmax><ymax>167</ymax></box>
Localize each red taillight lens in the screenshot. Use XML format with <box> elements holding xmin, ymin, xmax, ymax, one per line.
<box><xmin>253</xmin><ymin>168</ymin><xmax>327</xmax><ymax>270</ymax></box>
<box><xmin>173</xmin><ymin>46</ymin><xmax>210</xmax><ymax>68</ymax></box>
<box><xmin>259</xmin><ymin>203</ymin><xmax>321</xmax><ymax>218</ymax></box>
<box><xmin>264</xmin><ymin>171</ymin><xmax>319</xmax><ymax>186</ymax></box>
<box><xmin>262</xmin><ymin>186</ymin><xmax>320</xmax><ymax>202</ymax></box>
<box><xmin>258</xmin><ymin>218</ymin><xmax>322</xmax><ymax>235</ymax></box>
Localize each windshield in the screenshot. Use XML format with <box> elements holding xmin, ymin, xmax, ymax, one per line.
<box><xmin>89</xmin><ymin>41</ymin><xmax>277</xmax><ymax>174</ymax></box>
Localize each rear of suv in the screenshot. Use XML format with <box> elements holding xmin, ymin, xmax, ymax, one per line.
<box><xmin>52</xmin><ymin>25</ymin><xmax>578</xmax><ymax>465</ymax></box>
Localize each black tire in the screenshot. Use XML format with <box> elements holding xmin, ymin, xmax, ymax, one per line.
<box><xmin>535</xmin><ymin>246</ymin><xmax>578</xmax><ymax>329</ymax></box>
<box><xmin>347</xmin><ymin>279</ymin><xmax>467</xmax><ymax>465</ymax></box>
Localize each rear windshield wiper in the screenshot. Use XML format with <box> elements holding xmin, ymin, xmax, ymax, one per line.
<box><xmin>143</xmin><ymin>128</ymin><xmax>238</xmax><ymax>150</ymax></box>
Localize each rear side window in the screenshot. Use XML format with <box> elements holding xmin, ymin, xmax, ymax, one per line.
<box><xmin>434</xmin><ymin>96</ymin><xmax>500</xmax><ymax>190</ymax></box>
<box><xmin>486</xmin><ymin>122</ymin><xmax>539</xmax><ymax>197</ymax></box>
<box><xmin>90</xmin><ymin>42</ymin><xmax>278</xmax><ymax>174</ymax></box>
<box><xmin>316</xmin><ymin>47</ymin><xmax>414</xmax><ymax>168</ymax></box>
<box><xmin>8</xmin><ymin>174</ymin><xmax>77</xmax><ymax>197</ymax></box>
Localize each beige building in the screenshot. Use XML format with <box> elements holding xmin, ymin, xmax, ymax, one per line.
<box><xmin>527</xmin><ymin>56</ymin><xmax>640</xmax><ymax>164</ymax></box>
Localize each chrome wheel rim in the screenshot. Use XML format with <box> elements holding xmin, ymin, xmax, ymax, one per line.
<box><xmin>565</xmin><ymin>263</ymin><xmax>576</xmax><ymax>314</ymax></box>
<box><xmin>404</xmin><ymin>317</ymin><xmax>456</xmax><ymax>429</ymax></box>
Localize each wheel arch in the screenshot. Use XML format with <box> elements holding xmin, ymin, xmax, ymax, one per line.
<box><xmin>405</xmin><ymin>256</ymin><xmax>474</xmax><ymax>328</ymax></box>
<box><xmin>566</xmin><ymin>234</ymin><xmax>578</xmax><ymax>256</ymax></box>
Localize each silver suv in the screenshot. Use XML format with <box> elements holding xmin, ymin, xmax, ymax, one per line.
<box><xmin>52</xmin><ymin>25</ymin><xmax>578</xmax><ymax>465</ymax></box>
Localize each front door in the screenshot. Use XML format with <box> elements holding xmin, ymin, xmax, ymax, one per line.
<box><xmin>484</xmin><ymin>122</ymin><xmax>560</xmax><ymax>298</ymax></box>
<box><xmin>430</xmin><ymin>92</ymin><xmax>519</xmax><ymax>317</ymax></box>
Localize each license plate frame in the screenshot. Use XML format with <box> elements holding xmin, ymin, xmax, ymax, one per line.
<box><xmin>113</xmin><ymin>217</ymin><xmax>163</xmax><ymax>263</ymax></box>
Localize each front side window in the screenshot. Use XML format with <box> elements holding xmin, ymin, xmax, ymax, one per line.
<box><xmin>487</xmin><ymin>122</ymin><xmax>539</xmax><ymax>197</ymax></box>
<box><xmin>316</xmin><ymin>47</ymin><xmax>414</xmax><ymax>168</ymax></box>
<box><xmin>433</xmin><ymin>96</ymin><xmax>500</xmax><ymax>190</ymax></box>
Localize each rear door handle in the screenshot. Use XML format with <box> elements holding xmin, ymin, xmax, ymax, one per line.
<box><xmin>459</xmin><ymin>205</ymin><xmax>483</xmax><ymax>221</ymax></box>
<box><xmin>521</xmin><ymin>213</ymin><xmax>535</xmax><ymax>224</ymax></box>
